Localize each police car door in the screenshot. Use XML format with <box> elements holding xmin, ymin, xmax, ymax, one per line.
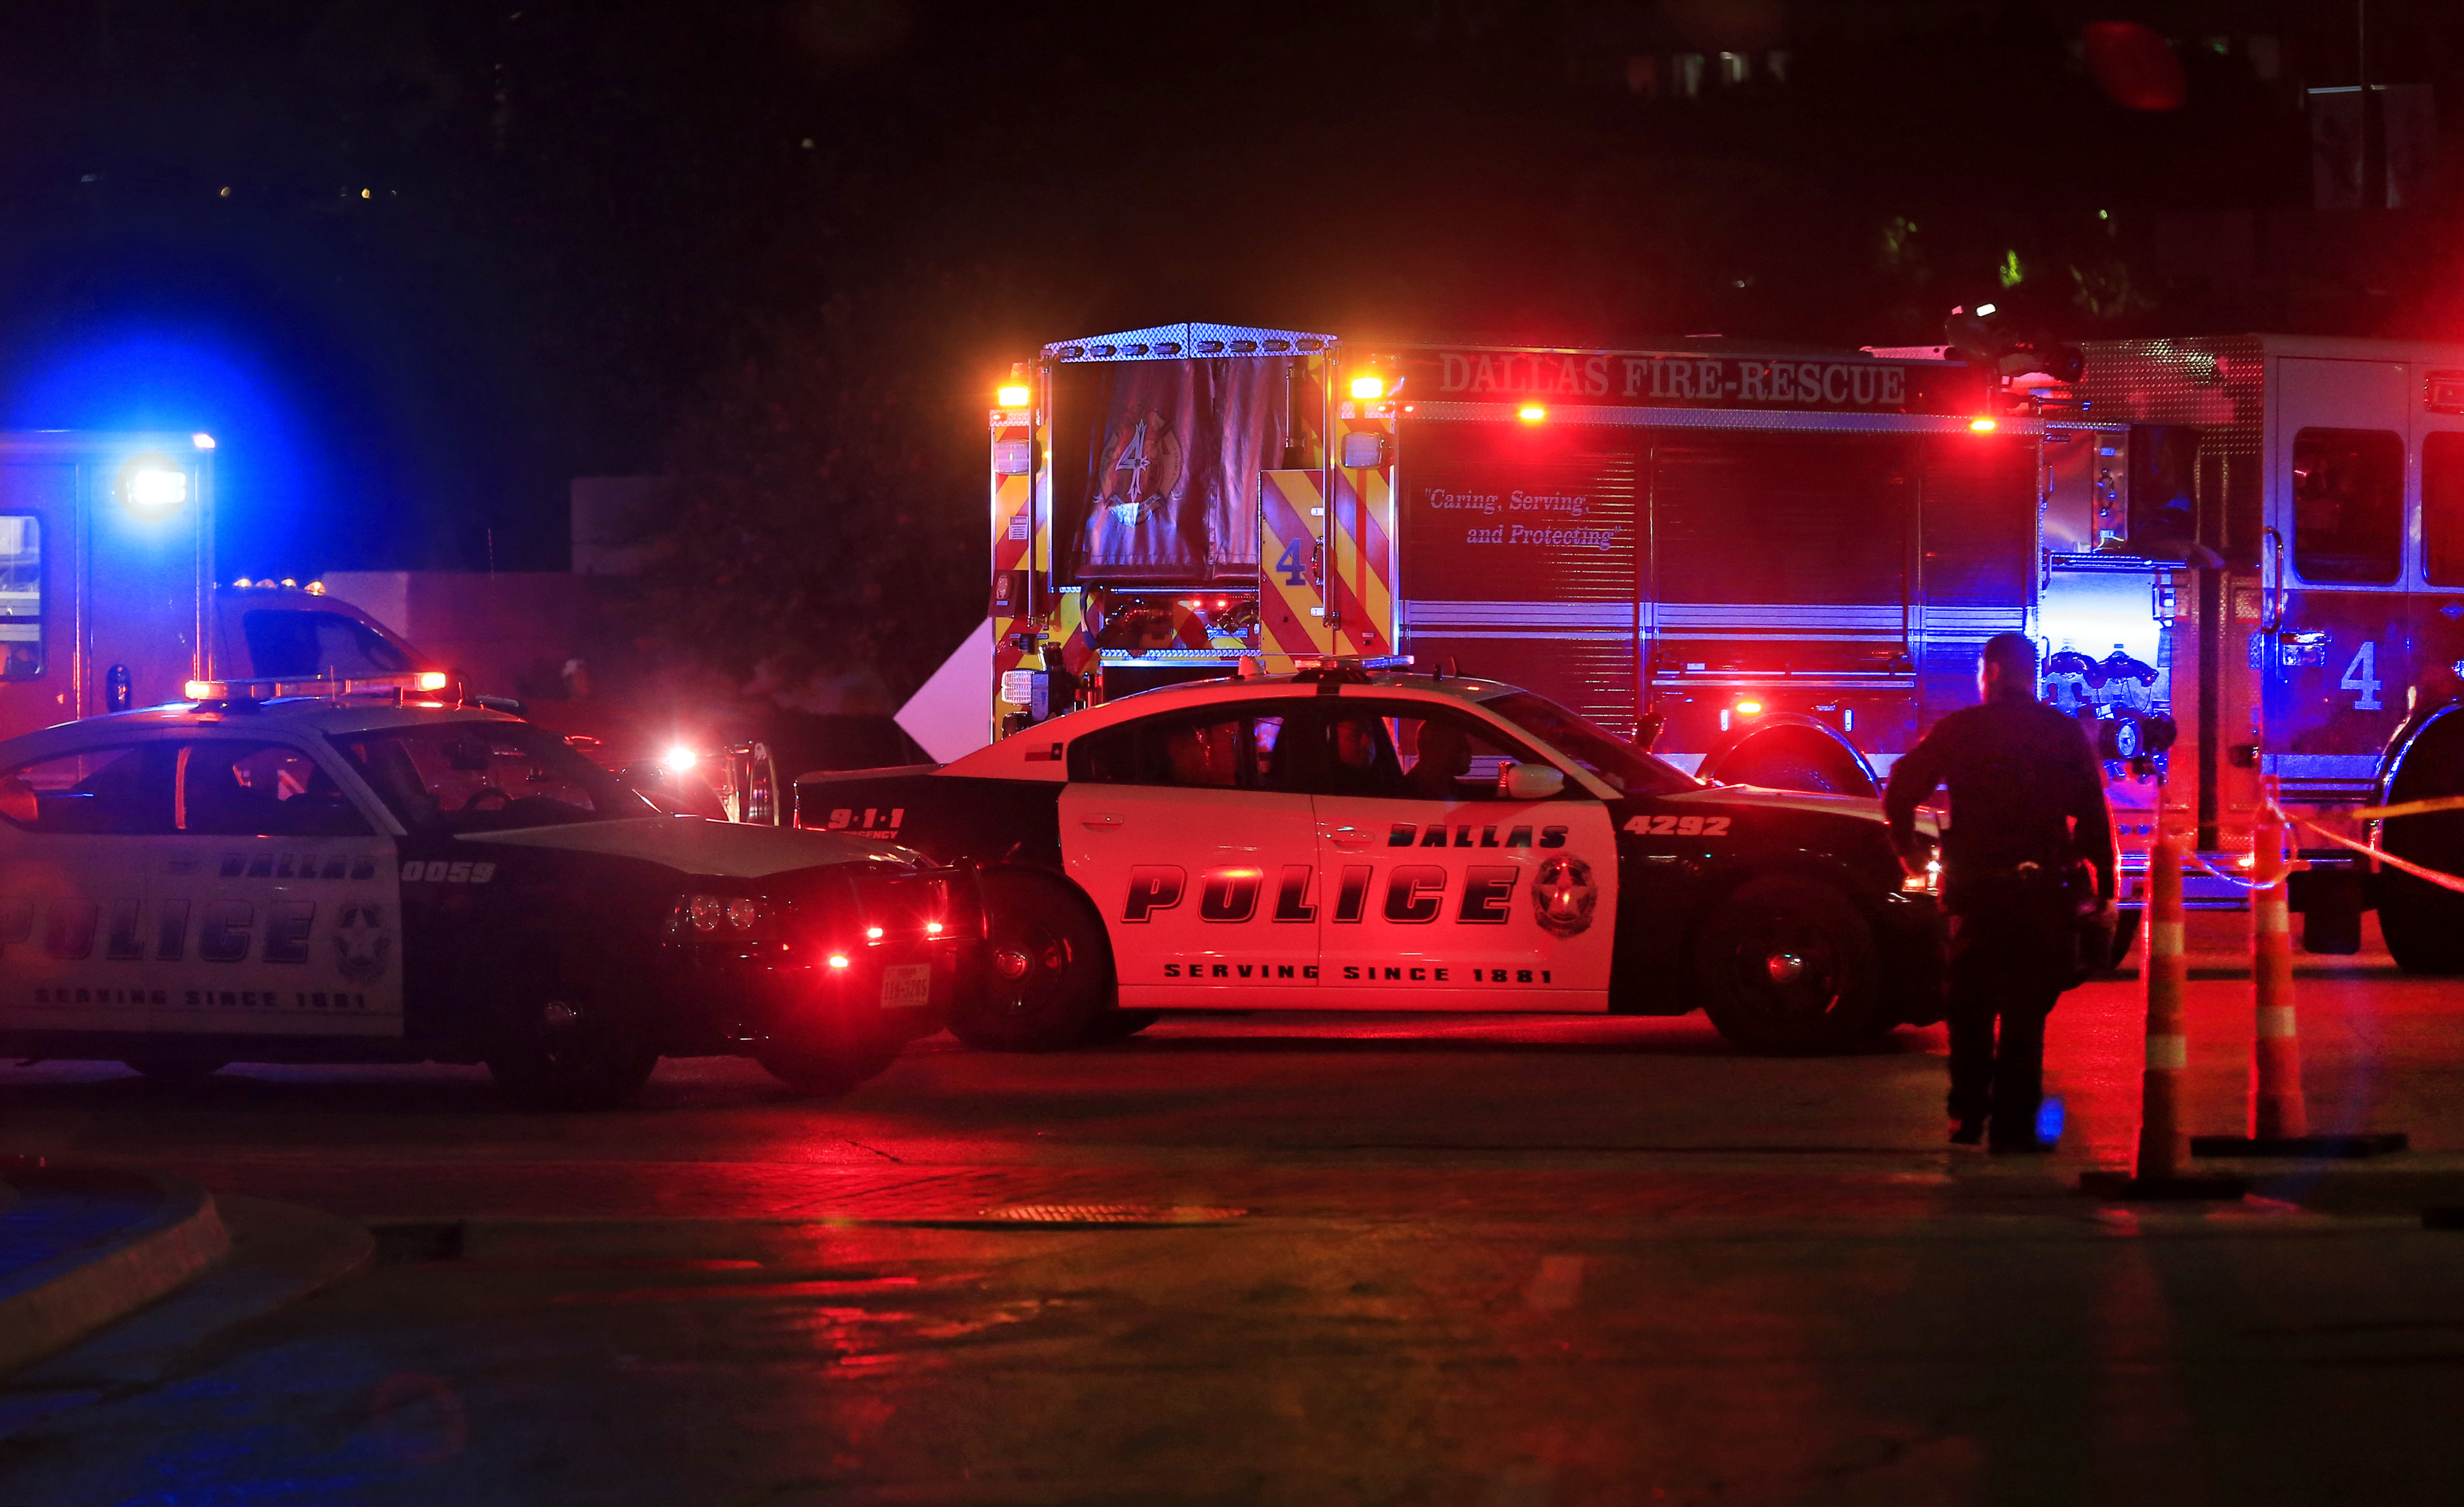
<box><xmin>1308</xmin><ymin>699</ymin><xmax>1617</xmax><ymax>1010</ymax></box>
<box><xmin>0</xmin><ymin>736</ymin><xmax>402</xmax><ymax>1037</ymax></box>
<box><xmin>1059</xmin><ymin>700</ymin><xmax>1322</xmax><ymax>1005</ymax></box>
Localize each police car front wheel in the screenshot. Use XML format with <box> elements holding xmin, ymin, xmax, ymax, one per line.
<box><xmin>1693</xmin><ymin>875</ymin><xmax>1885</xmax><ymax>1054</ymax></box>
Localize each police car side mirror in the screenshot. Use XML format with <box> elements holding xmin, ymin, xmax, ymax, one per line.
<box><xmin>1499</xmin><ymin>762</ymin><xmax>1566</xmax><ymax>801</ymax></box>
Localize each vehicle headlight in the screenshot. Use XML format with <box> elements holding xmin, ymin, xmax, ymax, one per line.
<box><xmin>671</xmin><ymin>893</ymin><xmax>780</xmax><ymax>941</ymax></box>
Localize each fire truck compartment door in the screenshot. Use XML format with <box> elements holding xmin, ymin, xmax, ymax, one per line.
<box><xmin>2266</xmin><ymin>358</ymin><xmax>2411</xmax><ymax>793</ymax></box>
<box><xmin>1259</xmin><ymin>469</ymin><xmax>1336</xmax><ymax>659</ymax></box>
<box><xmin>1063</xmin><ymin>784</ymin><xmax>1323</xmax><ymax>1004</ymax></box>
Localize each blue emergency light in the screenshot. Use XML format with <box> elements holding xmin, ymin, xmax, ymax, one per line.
<box><xmin>126</xmin><ymin>466</ymin><xmax>188</xmax><ymax>515</ymax></box>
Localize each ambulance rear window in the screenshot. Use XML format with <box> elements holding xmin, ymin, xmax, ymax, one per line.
<box><xmin>0</xmin><ymin>514</ymin><xmax>40</xmax><ymax>682</ymax></box>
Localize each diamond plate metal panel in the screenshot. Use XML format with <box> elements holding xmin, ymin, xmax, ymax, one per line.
<box><xmin>1045</xmin><ymin>322</ymin><xmax>1337</xmax><ymax>362</ymax></box>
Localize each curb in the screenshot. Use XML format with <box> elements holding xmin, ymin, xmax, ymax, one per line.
<box><xmin>0</xmin><ymin>1162</ymin><xmax>231</xmax><ymax>1377</ymax></box>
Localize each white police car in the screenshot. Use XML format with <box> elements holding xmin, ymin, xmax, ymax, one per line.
<box><xmin>798</xmin><ymin>664</ymin><xmax>1945</xmax><ymax>1054</ymax></box>
<box><xmin>0</xmin><ymin>675</ymin><xmax>972</xmax><ymax>1106</ymax></box>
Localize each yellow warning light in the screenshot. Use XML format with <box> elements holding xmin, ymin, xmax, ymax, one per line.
<box><xmin>997</xmin><ymin>383</ymin><xmax>1031</xmax><ymax>407</ymax></box>
<box><xmin>1517</xmin><ymin>405</ymin><xmax>1548</xmax><ymax>423</ymax></box>
<box><xmin>1735</xmin><ymin>699</ymin><xmax>1764</xmax><ymax>716</ymax></box>
<box><xmin>1350</xmin><ymin>375</ymin><xmax>1385</xmax><ymax>401</ymax></box>
<box><xmin>1969</xmin><ymin>417</ymin><xmax>1999</xmax><ymax>433</ymax></box>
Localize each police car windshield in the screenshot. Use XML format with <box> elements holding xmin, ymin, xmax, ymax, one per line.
<box><xmin>1481</xmin><ymin>691</ymin><xmax>1699</xmax><ymax>796</ymax></box>
<box><xmin>326</xmin><ymin>720</ymin><xmax>653</xmax><ymax>834</ymax></box>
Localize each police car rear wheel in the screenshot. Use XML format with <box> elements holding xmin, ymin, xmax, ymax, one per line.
<box><xmin>949</xmin><ymin>872</ymin><xmax>1113</xmax><ymax>1051</ymax></box>
<box><xmin>1693</xmin><ymin>876</ymin><xmax>1883</xmax><ymax>1053</ymax></box>
<box><xmin>484</xmin><ymin>945</ymin><xmax>661</xmax><ymax>1109</ymax></box>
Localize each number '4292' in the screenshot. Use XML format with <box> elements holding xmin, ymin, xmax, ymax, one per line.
<box><xmin>1623</xmin><ymin>815</ymin><xmax>1732</xmax><ymax>838</ymax></box>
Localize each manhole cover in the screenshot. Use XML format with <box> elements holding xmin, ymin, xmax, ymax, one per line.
<box><xmin>980</xmin><ymin>1204</ymin><xmax>1247</xmax><ymax>1226</ymax></box>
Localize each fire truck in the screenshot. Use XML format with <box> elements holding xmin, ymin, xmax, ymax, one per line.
<box><xmin>983</xmin><ymin>324</ymin><xmax>2464</xmax><ymax>969</ymax></box>
<box><xmin>2064</xmin><ymin>335</ymin><xmax>2464</xmax><ymax>970</ymax></box>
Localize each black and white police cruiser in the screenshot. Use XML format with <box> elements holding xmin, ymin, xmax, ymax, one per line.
<box><xmin>0</xmin><ymin>674</ymin><xmax>972</xmax><ymax>1107</ymax></box>
<box><xmin>799</xmin><ymin>662</ymin><xmax>1946</xmax><ymax>1053</ymax></box>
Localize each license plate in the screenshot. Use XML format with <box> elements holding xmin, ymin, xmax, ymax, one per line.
<box><xmin>878</xmin><ymin>963</ymin><xmax>933</xmax><ymax>1010</ymax></box>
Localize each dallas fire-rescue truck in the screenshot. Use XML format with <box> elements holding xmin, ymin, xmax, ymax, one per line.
<box><xmin>979</xmin><ymin>322</ymin><xmax>2464</xmax><ymax>972</ymax></box>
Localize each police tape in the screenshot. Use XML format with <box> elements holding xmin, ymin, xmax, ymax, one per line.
<box><xmin>2268</xmin><ymin>802</ymin><xmax>2464</xmax><ymax>898</ymax></box>
<box><xmin>2351</xmin><ymin>793</ymin><xmax>2464</xmax><ymax>821</ymax></box>
<box><xmin>2176</xmin><ymin>845</ymin><xmax>2284</xmax><ymax>891</ymax></box>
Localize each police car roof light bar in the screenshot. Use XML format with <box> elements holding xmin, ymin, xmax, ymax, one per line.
<box><xmin>1290</xmin><ymin>654</ymin><xmax>1414</xmax><ymax>686</ymax></box>
<box><xmin>184</xmin><ymin>671</ymin><xmax>453</xmax><ymax>706</ymax></box>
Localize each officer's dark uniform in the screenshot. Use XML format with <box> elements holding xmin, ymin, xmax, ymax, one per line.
<box><xmin>1884</xmin><ymin>686</ymin><xmax>2116</xmax><ymax>1148</ymax></box>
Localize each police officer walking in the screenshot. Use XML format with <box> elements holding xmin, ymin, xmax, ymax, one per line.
<box><xmin>1884</xmin><ymin>632</ymin><xmax>2116</xmax><ymax>1150</ymax></box>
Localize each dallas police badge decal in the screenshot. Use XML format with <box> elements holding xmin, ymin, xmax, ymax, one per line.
<box><xmin>333</xmin><ymin>900</ymin><xmax>393</xmax><ymax>985</ymax></box>
<box><xmin>1531</xmin><ymin>855</ymin><xmax>1596</xmax><ymax>939</ymax></box>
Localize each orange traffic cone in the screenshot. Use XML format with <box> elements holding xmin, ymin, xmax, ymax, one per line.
<box><xmin>2082</xmin><ymin>793</ymin><xmax>2244</xmax><ymax>1201</ymax></box>
<box><xmin>2190</xmin><ymin>791</ymin><xmax>2406</xmax><ymax>1159</ymax></box>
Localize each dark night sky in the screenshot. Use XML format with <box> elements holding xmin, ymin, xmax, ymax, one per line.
<box><xmin>0</xmin><ymin>1</ymin><xmax>2456</xmax><ymax>687</ymax></box>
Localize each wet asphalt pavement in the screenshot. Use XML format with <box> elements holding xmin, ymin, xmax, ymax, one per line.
<box><xmin>2</xmin><ymin>913</ymin><xmax>2461</xmax><ymax>1505</ymax></box>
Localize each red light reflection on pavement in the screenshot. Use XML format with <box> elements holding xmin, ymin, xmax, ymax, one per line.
<box><xmin>2042</xmin><ymin>915</ymin><xmax>2419</xmax><ymax>1170</ymax></box>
